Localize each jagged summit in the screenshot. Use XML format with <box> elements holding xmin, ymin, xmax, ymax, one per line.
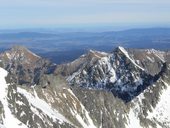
<box><xmin>116</xmin><ymin>46</ymin><xmax>145</xmax><ymax>71</ymax></box>
<box><xmin>117</xmin><ymin>46</ymin><xmax>126</xmax><ymax>51</ymax></box>
<box><xmin>8</xmin><ymin>45</ymin><xmax>40</xmax><ymax>60</ymax></box>
<box><xmin>0</xmin><ymin>45</ymin><xmax>41</xmax><ymax>68</ymax></box>
<box><xmin>113</xmin><ymin>46</ymin><xmax>126</xmax><ymax>52</ymax></box>
<box><xmin>117</xmin><ymin>46</ymin><xmax>130</xmax><ymax>57</ymax></box>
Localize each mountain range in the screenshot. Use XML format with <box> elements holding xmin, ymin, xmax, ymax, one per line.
<box><xmin>0</xmin><ymin>28</ymin><xmax>170</xmax><ymax>64</ymax></box>
<box><xmin>0</xmin><ymin>45</ymin><xmax>170</xmax><ymax>128</ymax></box>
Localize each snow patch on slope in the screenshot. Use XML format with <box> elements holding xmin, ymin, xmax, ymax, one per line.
<box><xmin>17</xmin><ymin>87</ymin><xmax>72</xmax><ymax>125</ymax></box>
<box><xmin>126</xmin><ymin>93</ymin><xmax>144</xmax><ymax>128</ymax></box>
<box><xmin>118</xmin><ymin>46</ymin><xmax>145</xmax><ymax>71</ymax></box>
<box><xmin>127</xmin><ymin>109</ymin><xmax>141</xmax><ymax>128</ymax></box>
<box><xmin>0</xmin><ymin>67</ymin><xmax>28</xmax><ymax>128</ymax></box>
<box><xmin>99</xmin><ymin>56</ymin><xmax>117</xmax><ymax>84</ymax></box>
<box><xmin>126</xmin><ymin>79</ymin><xmax>170</xmax><ymax>128</ymax></box>
<box><xmin>27</xmin><ymin>49</ymin><xmax>41</xmax><ymax>59</ymax></box>
<box><xmin>147</xmin><ymin>80</ymin><xmax>170</xmax><ymax>127</ymax></box>
<box><xmin>146</xmin><ymin>56</ymin><xmax>155</xmax><ymax>63</ymax></box>
<box><xmin>147</xmin><ymin>49</ymin><xmax>165</xmax><ymax>62</ymax></box>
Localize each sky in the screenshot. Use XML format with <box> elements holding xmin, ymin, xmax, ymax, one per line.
<box><xmin>0</xmin><ymin>0</ymin><xmax>170</xmax><ymax>30</ymax></box>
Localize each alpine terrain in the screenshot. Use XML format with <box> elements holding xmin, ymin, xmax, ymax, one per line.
<box><xmin>0</xmin><ymin>45</ymin><xmax>170</xmax><ymax>128</ymax></box>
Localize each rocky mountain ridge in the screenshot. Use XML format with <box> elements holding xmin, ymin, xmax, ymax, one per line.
<box><xmin>0</xmin><ymin>46</ymin><xmax>170</xmax><ymax>128</ymax></box>
<box><xmin>57</xmin><ymin>46</ymin><xmax>169</xmax><ymax>102</ymax></box>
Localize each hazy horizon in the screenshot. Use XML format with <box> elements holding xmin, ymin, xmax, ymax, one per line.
<box><xmin>0</xmin><ymin>0</ymin><xmax>170</xmax><ymax>30</ymax></box>
<box><xmin>1</xmin><ymin>26</ymin><xmax>170</xmax><ymax>33</ymax></box>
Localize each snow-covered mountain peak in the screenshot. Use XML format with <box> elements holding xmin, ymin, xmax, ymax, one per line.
<box><xmin>116</xmin><ymin>46</ymin><xmax>145</xmax><ymax>71</ymax></box>
<box><xmin>86</xmin><ymin>49</ymin><xmax>108</xmax><ymax>59</ymax></box>
<box><xmin>3</xmin><ymin>45</ymin><xmax>40</xmax><ymax>62</ymax></box>
<box><xmin>117</xmin><ymin>46</ymin><xmax>128</xmax><ymax>54</ymax></box>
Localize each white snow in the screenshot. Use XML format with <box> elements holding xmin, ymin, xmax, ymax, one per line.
<box><xmin>109</xmin><ymin>75</ymin><xmax>116</xmax><ymax>83</ymax></box>
<box><xmin>67</xmin><ymin>70</ymin><xmax>81</xmax><ymax>82</ymax></box>
<box><xmin>127</xmin><ymin>79</ymin><xmax>170</xmax><ymax>128</ymax></box>
<box><xmin>27</xmin><ymin>49</ymin><xmax>41</xmax><ymax>59</ymax></box>
<box><xmin>99</xmin><ymin>51</ymin><xmax>108</xmax><ymax>56</ymax></box>
<box><xmin>147</xmin><ymin>80</ymin><xmax>170</xmax><ymax>126</ymax></box>
<box><xmin>75</xmin><ymin>114</ymin><xmax>91</xmax><ymax>128</ymax></box>
<box><xmin>146</xmin><ymin>56</ymin><xmax>155</xmax><ymax>63</ymax></box>
<box><xmin>126</xmin><ymin>92</ymin><xmax>145</xmax><ymax>128</ymax></box>
<box><xmin>0</xmin><ymin>67</ymin><xmax>28</xmax><ymax>128</ymax></box>
<box><xmin>17</xmin><ymin>87</ymin><xmax>72</xmax><ymax>125</ymax></box>
<box><xmin>63</xmin><ymin>93</ymin><xmax>67</xmax><ymax>98</ymax></box>
<box><xmin>118</xmin><ymin>46</ymin><xmax>145</xmax><ymax>71</ymax></box>
<box><xmin>5</xmin><ymin>53</ymin><xmax>12</xmax><ymax>60</ymax></box>
<box><xmin>82</xmin><ymin>70</ymin><xmax>87</xmax><ymax>75</ymax></box>
<box><xmin>134</xmin><ymin>77</ymin><xmax>143</xmax><ymax>86</ymax></box>
<box><xmin>99</xmin><ymin>56</ymin><xmax>117</xmax><ymax>84</ymax></box>
<box><xmin>154</xmin><ymin>53</ymin><xmax>165</xmax><ymax>62</ymax></box>
<box><xmin>148</xmin><ymin>49</ymin><xmax>165</xmax><ymax>62</ymax></box>
<box><xmin>136</xmin><ymin>60</ymin><xmax>140</xmax><ymax>64</ymax></box>
<box><xmin>127</xmin><ymin>109</ymin><xmax>141</xmax><ymax>128</ymax></box>
<box><xmin>20</xmin><ymin>111</ymin><xmax>26</xmax><ymax>117</ymax></box>
<box><xmin>89</xmin><ymin>50</ymin><xmax>107</xmax><ymax>57</ymax></box>
<box><xmin>0</xmin><ymin>124</ymin><xmax>5</xmax><ymax>128</ymax></box>
<box><xmin>16</xmin><ymin>100</ymin><xmax>25</xmax><ymax>106</ymax></box>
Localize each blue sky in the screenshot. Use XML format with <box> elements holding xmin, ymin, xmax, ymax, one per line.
<box><xmin>0</xmin><ymin>0</ymin><xmax>170</xmax><ymax>29</ymax></box>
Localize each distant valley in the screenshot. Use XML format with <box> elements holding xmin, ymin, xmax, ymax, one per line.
<box><xmin>0</xmin><ymin>28</ymin><xmax>170</xmax><ymax>64</ymax></box>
